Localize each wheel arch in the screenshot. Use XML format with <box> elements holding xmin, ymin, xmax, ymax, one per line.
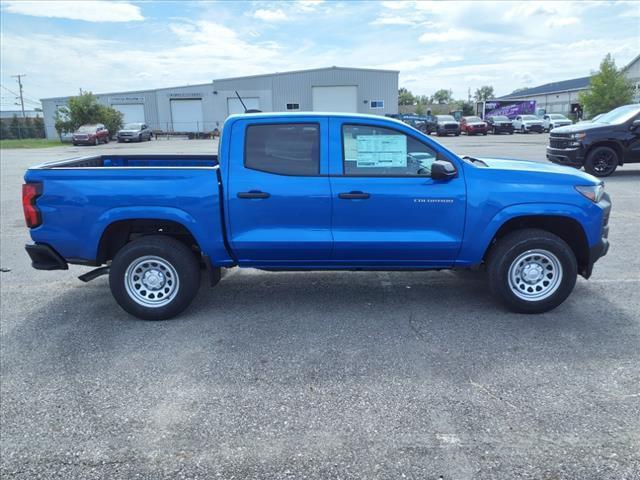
<box><xmin>483</xmin><ymin>214</ymin><xmax>590</xmax><ymax>277</ymax></box>
<box><xmin>585</xmin><ymin>141</ymin><xmax>624</xmax><ymax>166</ymax></box>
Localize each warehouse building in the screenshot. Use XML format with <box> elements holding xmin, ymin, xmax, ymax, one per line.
<box><xmin>495</xmin><ymin>54</ymin><xmax>640</xmax><ymax>116</ymax></box>
<box><xmin>40</xmin><ymin>66</ymin><xmax>399</xmax><ymax>139</ymax></box>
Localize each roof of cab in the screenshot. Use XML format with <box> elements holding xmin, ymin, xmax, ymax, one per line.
<box><xmin>224</xmin><ymin>111</ymin><xmax>408</xmax><ymax>127</ymax></box>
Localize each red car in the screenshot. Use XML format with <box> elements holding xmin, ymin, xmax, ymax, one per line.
<box><xmin>460</xmin><ymin>116</ymin><xmax>489</xmax><ymax>135</ymax></box>
<box><xmin>72</xmin><ymin>124</ymin><xmax>110</xmax><ymax>146</ymax></box>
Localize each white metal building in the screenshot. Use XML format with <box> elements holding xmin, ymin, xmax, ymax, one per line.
<box><xmin>40</xmin><ymin>67</ymin><xmax>399</xmax><ymax>138</ymax></box>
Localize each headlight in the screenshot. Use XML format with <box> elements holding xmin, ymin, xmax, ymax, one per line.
<box><xmin>570</xmin><ymin>132</ymin><xmax>586</xmax><ymax>140</ymax></box>
<box><xmin>575</xmin><ymin>183</ymin><xmax>604</xmax><ymax>202</ymax></box>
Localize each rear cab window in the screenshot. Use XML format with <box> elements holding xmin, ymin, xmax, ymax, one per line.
<box><xmin>245</xmin><ymin>123</ymin><xmax>319</xmax><ymax>175</ymax></box>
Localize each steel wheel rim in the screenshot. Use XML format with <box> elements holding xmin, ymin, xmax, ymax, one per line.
<box><xmin>508</xmin><ymin>249</ymin><xmax>562</xmax><ymax>301</ymax></box>
<box><xmin>124</xmin><ymin>255</ymin><xmax>179</xmax><ymax>308</ymax></box>
<box><xmin>594</xmin><ymin>151</ymin><xmax>615</xmax><ymax>174</ymax></box>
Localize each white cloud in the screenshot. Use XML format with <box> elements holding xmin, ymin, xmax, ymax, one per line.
<box><xmin>253</xmin><ymin>8</ymin><xmax>288</xmax><ymax>22</ymax></box>
<box><xmin>370</xmin><ymin>15</ymin><xmax>421</xmax><ymax>26</ymax></box>
<box><xmin>545</xmin><ymin>16</ymin><xmax>580</xmax><ymax>27</ymax></box>
<box><xmin>419</xmin><ymin>28</ymin><xmax>472</xmax><ymax>43</ymax></box>
<box><xmin>296</xmin><ymin>0</ymin><xmax>325</xmax><ymax>11</ymax></box>
<box><xmin>2</xmin><ymin>0</ymin><xmax>143</xmax><ymax>22</ymax></box>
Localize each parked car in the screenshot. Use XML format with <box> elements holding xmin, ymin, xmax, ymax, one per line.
<box><xmin>24</xmin><ymin>112</ymin><xmax>610</xmax><ymax>320</ymax></box>
<box><xmin>512</xmin><ymin>115</ymin><xmax>544</xmax><ymax>133</ymax></box>
<box><xmin>117</xmin><ymin>123</ymin><xmax>153</xmax><ymax>142</ymax></box>
<box><xmin>72</xmin><ymin>124</ymin><xmax>109</xmax><ymax>146</ymax></box>
<box><xmin>460</xmin><ymin>116</ymin><xmax>489</xmax><ymax>135</ymax></box>
<box><xmin>433</xmin><ymin>115</ymin><xmax>460</xmax><ymax>136</ymax></box>
<box><xmin>547</xmin><ymin>103</ymin><xmax>640</xmax><ymax>177</ymax></box>
<box><xmin>486</xmin><ymin>115</ymin><xmax>514</xmax><ymax>135</ymax></box>
<box><xmin>542</xmin><ymin>114</ymin><xmax>572</xmax><ymax>132</ymax></box>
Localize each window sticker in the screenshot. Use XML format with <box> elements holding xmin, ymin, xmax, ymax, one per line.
<box><xmin>354</xmin><ymin>135</ymin><xmax>407</xmax><ymax>168</ymax></box>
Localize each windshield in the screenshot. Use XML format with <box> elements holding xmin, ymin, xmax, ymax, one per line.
<box><xmin>77</xmin><ymin>125</ymin><xmax>96</xmax><ymax>133</ymax></box>
<box><xmin>124</xmin><ymin>123</ymin><xmax>142</xmax><ymax>130</ymax></box>
<box><xmin>465</xmin><ymin>116</ymin><xmax>482</xmax><ymax>122</ymax></box>
<box><xmin>492</xmin><ymin>116</ymin><xmax>509</xmax><ymax>121</ymax></box>
<box><xmin>521</xmin><ymin>115</ymin><xmax>538</xmax><ymax>120</ymax></box>
<box><xmin>437</xmin><ymin>115</ymin><xmax>456</xmax><ymax>121</ymax></box>
<box><xmin>549</xmin><ymin>114</ymin><xmax>567</xmax><ymax>119</ymax></box>
<box><xmin>593</xmin><ymin>104</ymin><xmax>640</xmax><ymax>124</ymax></box>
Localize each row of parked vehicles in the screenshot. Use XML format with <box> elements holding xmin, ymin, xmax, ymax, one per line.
<box><xmin>409</xmin><ymin>113</ymin><xmax>574</xmax><ymax>137</ymax></box>
<box><xmin>71</xmin><ymin>123</ymin><xmax>153</xmax><ymax>146</ymax></box>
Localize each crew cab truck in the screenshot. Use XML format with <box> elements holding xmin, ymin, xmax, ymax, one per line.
<box><xmin>23</xmin><ymin>113</ymin><xmax>611</xmax><ymax>320</ymax></box>
<box><xmin>547</xmin><ymin>104</ymin><xmax>640</xmax><ymax>177</ymax></box>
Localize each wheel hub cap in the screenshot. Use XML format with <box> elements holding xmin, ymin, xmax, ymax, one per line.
<box><xmin>507</xmin><ymin>249</ymin><xmax>563</xmax><ymax>301</ymax></box>
<box><xmin>124</xmin><ymin>256</ymin><xmax>179</xmax><ymax>308</ymax></box>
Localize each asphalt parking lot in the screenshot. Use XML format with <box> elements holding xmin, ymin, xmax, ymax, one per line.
<box><xmin>1</xmin><ymin>134</ymin><xmax>639</xmax><ymax>479</ymax></box>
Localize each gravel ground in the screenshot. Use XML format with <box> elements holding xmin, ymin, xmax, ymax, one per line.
<box><xmin>1</xmin><ymin>134</ymin><xmax>639</xmax><ymax>479</ymax></box>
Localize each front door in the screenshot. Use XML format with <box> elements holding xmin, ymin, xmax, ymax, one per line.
<box><xmin>227</xmin><ymin>118</ymin><xmax>332</xmax><ymax>265</ymax></box>
<box><xmin>329</xmin><ymin>119</ymin><xmax>466</xmax><ymax>266</ymax></box>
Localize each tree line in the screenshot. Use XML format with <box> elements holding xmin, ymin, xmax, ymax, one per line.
<box><xmin>398</xmin><ymin>86</ymin><xmax>495</xmax><ymax>116</ymax></box>
<box><xmin>0</xmin><ymin>115</ymin><xmax>46</xmax><ymax>140</ymax></box>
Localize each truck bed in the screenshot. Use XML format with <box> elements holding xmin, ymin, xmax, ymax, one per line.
<box><xmin>24</xmin><ymin>154</ymin><xmax>232</xmax><ymax>267</ymax></box>
<box><xmin>32</xmin><ymin>154</ymin><xmax>218</xmax><ymax>169</ymax></box>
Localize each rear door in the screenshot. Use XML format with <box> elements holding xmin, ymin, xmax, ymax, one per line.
<box><xmin>226</xmin><ymin>117</ymin><xmax>332</xmax><ymax>265</ymax></box>
<box><xmin>328</xmin><ymin>118</ymin><xmax>466</xmax><ymax>266</ymax></box>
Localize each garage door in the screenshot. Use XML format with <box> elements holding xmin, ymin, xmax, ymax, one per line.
<box><xmin>111</xmin><ymin>104</ymin><xmax>145</xmax><ymax>124</ymax></box>
<box><xmin>227</xmin><ymin>97</ymin><xmax>260</xmax><ymax>115</ymax></box>
<box><xmin>170</xmin><ymin>99</ymin><xmax>204</xmax><ymax>132</ymax></box>
<box><xmin>312</xmin><ymin>86</ymin><xmax>357</xmax><ymax>113</ymax></box>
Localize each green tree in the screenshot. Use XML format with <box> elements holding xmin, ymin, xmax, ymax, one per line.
<box><xmin>398</xmin><ymin>87</ymin><xmax>416</xmax><ymax>106</ymax></box>
<box><xmin>99</xmin><ymin>106</ymin><xmax>123</xmax><ymax>139</ymax></box>
<box><xmin>33</xmin><ymin>116</ymin><xmax>45</xmax><ymax>138</ymax></box>
<box><xmin>23</xmin><ymin>116</ymin><xmax>34</xmax><ymax>138</ymax></box>
<box><xmin>10</xmin><ymin>114</ymin><xmax>21</xmax><ymax>139</ymax></box>
<box><xmin>54</xmin><ymin>91</ymin><xmax>123</xmax><ymax>138</ymax></box>
<box><xmin>474</xmin><ymin>85</ymin><xmax>495</xmax><ymax>102</ymax></box>
<box><xmin>0</xmin><ymin>120</ymin><xmax>13</xmax><ymax>140</ymax></box>
<box><xmin>415</xmin><ymin>102</ymin><xmax>424</xmax><ymax>115</ymax></box>
<box><xmin>432</xmin><ymin>89</ymin><xmax>452</xmax><ymax>104</ymax></box>
<box><xmin>579</xmin><ymin>53</ymin><xmax>634</xmax><ymax>116</ymax></box>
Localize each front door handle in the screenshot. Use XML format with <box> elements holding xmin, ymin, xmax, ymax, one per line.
<box><xmin>237</xmin><ymin>190</ymin><xmax>270</xmax><ymax>199</ymax></box>
<box><xmin>338</xmin><ymin>191</ymin><xmax>370</xmax><ymax>200</ymax></box>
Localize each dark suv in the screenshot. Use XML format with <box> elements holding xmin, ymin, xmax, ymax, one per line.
<box><xmin>432</xmin><ymin>115</ymin><xmax>460</xmax><ymax>136</ymax></box>
<box><xmin>546</xmin><ymin>104</ymin><xmax>640</xmax><ymax>177</ymax></box>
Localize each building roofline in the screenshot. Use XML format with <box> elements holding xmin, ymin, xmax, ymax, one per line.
<box><xmin>496</xmin><ymin>76</ymin><xmax>591</xmax><ymax>100</ymax></box>
<box><xmin>623</xmin><ymin>53</ymin><xmax>640</xmax><ymax>72</ymax></box>
<box><xmin>212</xmin><ymin>66</ymin><xmax>399</xmax><ymax>83</ymax></box>
<box><xmin>40</xmin><ymin>82</ymin><xmax>215</xmax><ymax>101</ymax></box>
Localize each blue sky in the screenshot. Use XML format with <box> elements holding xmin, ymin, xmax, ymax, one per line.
<box><xmin>1</xmin><ymin>0</ymin><xmax>638</xmax><ymax>109</ymax></box>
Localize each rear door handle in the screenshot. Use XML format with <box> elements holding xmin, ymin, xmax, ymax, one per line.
<box><xmin>338</xmin><ymin>191</ymin><xmax>370</xmax><ymax>200</ymax></box>
<box><xmin>237</xmin><ymin>190</ymin><xmax>270</xmax><ymax>199</ymax></box>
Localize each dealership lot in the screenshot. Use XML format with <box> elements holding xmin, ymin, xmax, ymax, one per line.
<box><xmin>1</xmin><ymin>136</ymin><xmax>639</xmax><ymax>478</ymax></box>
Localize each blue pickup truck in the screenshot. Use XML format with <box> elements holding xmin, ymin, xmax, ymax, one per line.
<box><xmin>23</xmin><ymin>113</ymin><xmax>611</xmax><ymax>320</ymax></box>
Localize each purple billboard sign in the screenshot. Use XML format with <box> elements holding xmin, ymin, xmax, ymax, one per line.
<box><xmin>485</xmin><ymin>101</ymin><xmax>536</xmax><ymax>119</ymax></box>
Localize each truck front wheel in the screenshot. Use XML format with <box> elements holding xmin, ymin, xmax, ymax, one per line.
<box><xmin>109</xmin><ymin>236</ymin><xmax>201</xmax><ymax>320</ymax></box>
<box><xmin>487</xmin><ymin>229</ymin><xmax>577</xmax><ymax>313</ymax></box>
<box><xmin>584</xmin><ymin>146</ymin><xmax>618</xmax><ymax>177</ymax></box>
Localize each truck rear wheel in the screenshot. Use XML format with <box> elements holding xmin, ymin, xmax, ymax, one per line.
<box><xmin>109</xmin><ymin>236</ymin><xmax>200</xmax><ymax>320</ymax></box>
<box><xmin>487</xmin><ymin>229</ymin><xmax>577</xmax><ymax>313</ymax></box>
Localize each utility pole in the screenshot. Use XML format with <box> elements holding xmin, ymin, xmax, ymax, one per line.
<box><xmin>11</xmin><ymin>74</ymin><xmax>26</xmax><ymax>118</ymax></box>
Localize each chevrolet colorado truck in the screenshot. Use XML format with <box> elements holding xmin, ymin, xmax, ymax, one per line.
<box><xmin>23</xmin><ymin>113</ymin><xmax>611</xmax><ymax>320</ymax></box>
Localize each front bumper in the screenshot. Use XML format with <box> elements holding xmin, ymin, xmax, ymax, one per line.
<box><xmin>25</xmin><ymin>243</ymin><xmax>68</xmax><ymax>270</ymax></box>
<box><xmin>72</xmin><ymin>137</ymin><xmax>96</xmax><ymax>145</ymax></box>
<box><xmin>118</xmin><ymin>135</ymin><xmax>141</xmax><ymax>142</ymax></box>
<box><xmin>523</xmin><ymin>124</ymin><xmax>544</xmax><ymax>133</ymax></box>
<box><xmin>492</xmin><ymin>125</ymin><xmax>513</xmax><ymax>133</ymax></box>
<box><xmin>546</xmin><ymin>146</ymin><xmax>584</xmax><ymax>167</ymax></box>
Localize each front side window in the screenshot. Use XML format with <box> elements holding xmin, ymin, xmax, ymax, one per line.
<box><xmin>245</xmin><ymin>123</ymin><xmax>319</xmax><ymax>175</ymax></box>
<box><xmin>342</xmin><ymin>124</ymin><xmax>437</xmax><ymax>177</ymax></box>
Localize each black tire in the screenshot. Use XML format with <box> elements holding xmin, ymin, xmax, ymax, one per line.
<box><xmin>520</xmin><ymin>126</ymin><xmax>526</xmax><ymax>134</ymax></box>
<box><xmin>486</xmin><ymin>228</ymin><xmax>577</xmax><ymax>314</ymax></box>
<box><xmin>109</xmin><ymin>235</ymin><xmax>201</xmax><ymax>320</ymax></box>
<box><xmin>584</xmin><ymin>145</ymin><xmax>618</xmax><ymax>177</ymax></box>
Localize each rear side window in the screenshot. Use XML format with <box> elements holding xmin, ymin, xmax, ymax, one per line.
<box><xmin>245</xmin><ymin>123</ymin><xmax>319</xmax><ymax>175</ymax></box>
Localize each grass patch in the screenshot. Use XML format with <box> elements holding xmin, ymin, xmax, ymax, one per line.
<box><xmin>0</xmin><ymin>138</ymin><xmax>66</xmax><ymax>149</ymax></box>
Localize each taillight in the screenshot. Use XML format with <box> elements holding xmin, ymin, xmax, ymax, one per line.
<box><xmin>22</xmin><ymin>183</ymin><xmax>42</xmax><ymax>228</ymax></box>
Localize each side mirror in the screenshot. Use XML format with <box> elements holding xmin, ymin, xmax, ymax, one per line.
<box><xmin>631</xmin><ymin>119</ymin><xmax>640</xmax><ymax>130</ymax></box>
<box><xmin>431</xmin><ymin>160</ymin><xmax>457</xmax><ymax>180</ymax></box>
